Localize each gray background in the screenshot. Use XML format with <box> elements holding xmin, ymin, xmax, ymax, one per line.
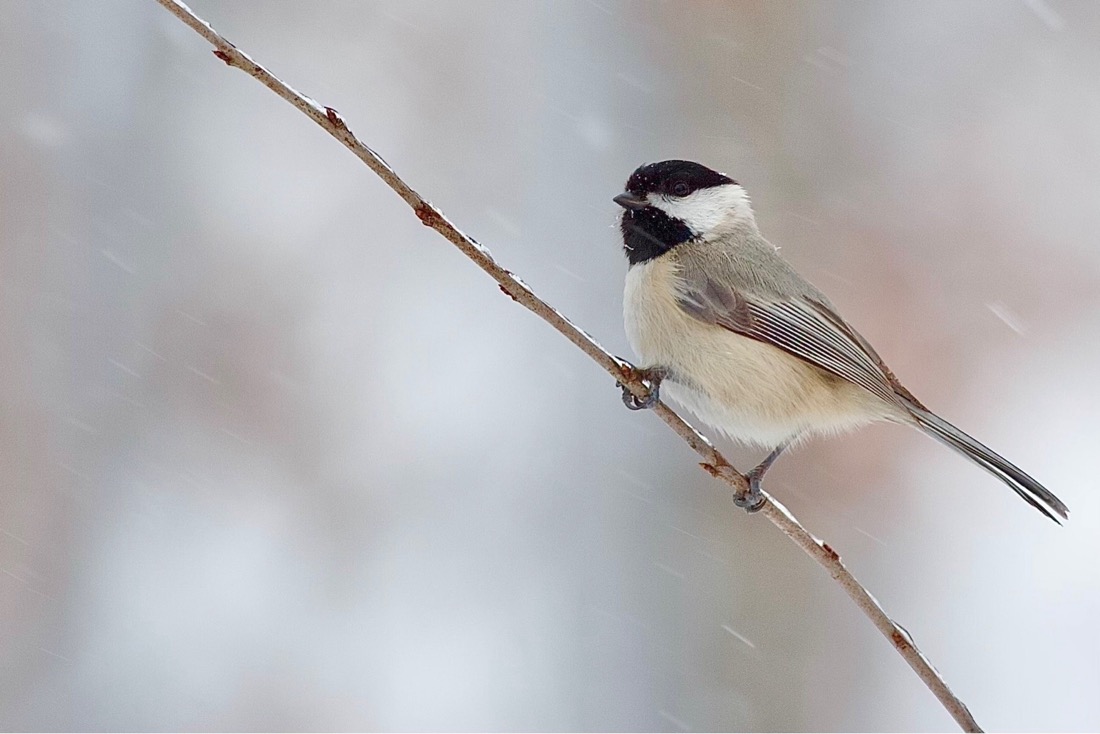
<box><xmin>2</xmin><ymin>0</ymin><xmax>1099</xmax><ymax>730</ymax></box>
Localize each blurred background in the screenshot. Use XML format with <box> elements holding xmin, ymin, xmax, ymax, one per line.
<box><xmin>2</xmin><ymin>0</ymin><xmax>1099</xmax><ymax>730</ymax></box>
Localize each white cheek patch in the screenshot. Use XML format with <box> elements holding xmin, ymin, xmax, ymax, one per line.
<box><xmin>650</xmin><ymin>184</ymin><xmax>751</xmax><ymax>236</ymax></box>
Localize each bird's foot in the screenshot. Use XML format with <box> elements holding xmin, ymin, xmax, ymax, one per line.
<box><xmin>732</xmin><ymin>443</ymin><xmax>788</xmax><ymax>513</ymax></box>
<box><xmin>618</xmin><ymin>365</ymin><xmax>667</xmax><ymax>411</ymax></box>
<box><xmin>733</xmin><ymin>470</ymin><xmax>767</xmax><ymax>513</ymax></box>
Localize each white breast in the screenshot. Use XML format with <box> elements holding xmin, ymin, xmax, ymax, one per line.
<box><xmin>623</xmin><ymin>256</ymin><xmax>883</xmax><ymax>447</ymax></box>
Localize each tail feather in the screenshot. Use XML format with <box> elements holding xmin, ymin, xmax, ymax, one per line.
<box><xmin>906</xmin><ymin>404</ymin><xmax>1069</xmax><ymax>524</ymax></box>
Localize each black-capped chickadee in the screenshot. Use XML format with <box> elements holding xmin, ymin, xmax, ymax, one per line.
<box><xmin>615</xmin><ymin>159</ymin><xmax>1068</xmax><ymax>522</ymax></box>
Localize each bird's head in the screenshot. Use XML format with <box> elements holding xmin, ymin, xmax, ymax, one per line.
<box><xmin>615</xmin><ymin>159</ymin><xmax>753</xmax><ymax>265</ymax></box>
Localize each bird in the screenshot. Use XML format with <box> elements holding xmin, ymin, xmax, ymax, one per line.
<box><xmin>613</xmin><ymin>159</ymin><xmax>1068</xmax><ymax>523</ymax></box>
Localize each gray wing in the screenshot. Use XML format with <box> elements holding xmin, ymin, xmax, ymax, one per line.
<box><xmin>676</xmin><ymin>271</ymin><xmax>909</xmax><ymax>409</ymax></box>
<box><xmin>674</xmin><ymin>252</ymin><xmax>1069</xmax><ymax>524</ymax></box>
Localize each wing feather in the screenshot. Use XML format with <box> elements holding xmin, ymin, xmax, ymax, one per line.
<box><xmin>676</xmin><ymin>273</ymin><xmax>903</xmax><ymax>408</ymax></box>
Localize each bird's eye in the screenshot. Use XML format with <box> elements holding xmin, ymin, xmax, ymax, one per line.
<box><xmin>671</xmin><ymin>181</ymin><xmax>691</xmax><ymax>197</ymax></box>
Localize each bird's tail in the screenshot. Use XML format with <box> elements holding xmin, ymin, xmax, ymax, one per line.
<box><xmin>905</xmin><ymin>403</ymin><xmax>1068</xmax><ymax>523</ymax></box>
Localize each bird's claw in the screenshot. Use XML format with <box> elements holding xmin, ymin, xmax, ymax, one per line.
<box><xmin>620</xmin><ymin>381</ymin><xmax>659</xmax><ymax>410</ymax></box>
<box><xmin>732</xmin><ymin>444</ymin><xmax>787</xmax><ymax>513</ymax></box>
<box><xmin>733</xmin><ymin>472</ymin><xmax>767</xmax><ymax>513</ymax></box>
<box><xmin>618</xmin><ymin>366</ymin><xmax>665</xmax><ymax>411</ymax></box>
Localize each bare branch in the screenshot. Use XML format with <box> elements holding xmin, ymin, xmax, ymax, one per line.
<box><xmin>151</xmin><ymin>1</ymin><xmax>981</xmax><ymax>730</ymax></box>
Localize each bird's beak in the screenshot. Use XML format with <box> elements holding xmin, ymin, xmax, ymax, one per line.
<box><xmin>613</xmin><ymin>192</ymin><xmax>648</xmax><ymax>211</ymax></box>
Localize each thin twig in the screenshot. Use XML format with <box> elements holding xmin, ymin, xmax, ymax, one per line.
<box><xmin>151</xmin><ymin>2</ymin><xmax>982</xmax><ymax>730</ymax></box>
